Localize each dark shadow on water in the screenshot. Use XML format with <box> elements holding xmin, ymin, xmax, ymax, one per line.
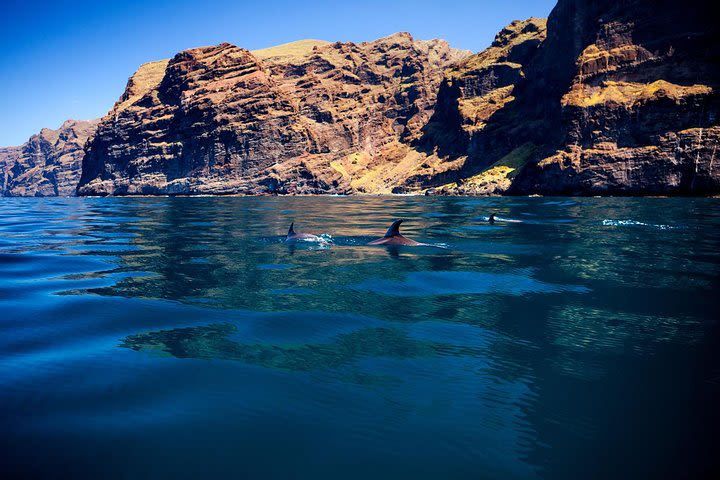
<box><xmin>121</xmin><ymin>322</ymin><xmax>488</xmax><ymax>382</ymax></box>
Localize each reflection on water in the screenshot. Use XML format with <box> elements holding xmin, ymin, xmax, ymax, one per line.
<box><xmin>1</xmin><ymin>196</ymin><xmax>719</xmax><ymax>479</ymax></box>
<box><xmin>122</xmin><ymin>324</ymin><xmax>438</xmax><ymax>374</ymax></box>
<box><xmin>352</xmin><ymin>270</ymin><xmax>589</xmax><ymax>296</ymax></box>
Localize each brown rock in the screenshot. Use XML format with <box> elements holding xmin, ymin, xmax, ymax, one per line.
<box><xmin>407</xmin><ymin>18</ymin><xmax>547</xmax><ymax>192</ymax></box>
<box><xmin>0</xmin><ymin>119</ymin><xmax>99</xmax><ymax>196</ymax></box>
<box><xmin>77</xmin><ymin>34</ymin><xmax>470</xmax><ymax>195</ymax></box>
<box><xmin>505</xmin><ymin>0</ymin><xmax>720</xmax><ymax>195</ymax></box>
<box><xmin>415</xmin><ymin>0</ymin><xmax>720</xmax><ymax>196</ymax></box>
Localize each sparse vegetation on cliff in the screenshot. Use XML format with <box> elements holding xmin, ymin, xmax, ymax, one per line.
<box><xmin>2</xmin><ymin>0</ymin><xmax>718</xmax><ymax>197</ymax></box>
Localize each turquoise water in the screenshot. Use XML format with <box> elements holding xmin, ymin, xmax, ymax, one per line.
<box><xmin>1</xmin><ymin>196</ymin><xmax>718</xmax><ymax>479</ymax></box>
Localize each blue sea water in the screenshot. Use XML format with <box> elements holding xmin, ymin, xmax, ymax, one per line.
<box><xmin>0</xmin><ymin>196</ymin><xmax>718</xmax><ymax>479</ymax></box>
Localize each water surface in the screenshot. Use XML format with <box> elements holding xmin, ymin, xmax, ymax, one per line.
<box><xmin>1</xmin><ymin>196</ymin><xmax>718</xmax><ymax>479</ymax></box>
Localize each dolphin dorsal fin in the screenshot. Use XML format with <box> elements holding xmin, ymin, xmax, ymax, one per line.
<box><xmin>288</xmin><ymin>222</ymin><xmax>295</xmax><ymax>236</ymax></box>
<box><xmin>384</xmin><ymin>220</ymin><xmax>403</xmax><ymax>238</ymax></box>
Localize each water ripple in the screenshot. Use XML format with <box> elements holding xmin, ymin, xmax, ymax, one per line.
<box><xmin>352</xmin><ymin>271</ymin><xmax>590</xmax><ymax>297</ymax></box>
<box><xmin>1</xmin><ymin>196</ymin><xmax>718</xmax><ymax>479</ymax></box>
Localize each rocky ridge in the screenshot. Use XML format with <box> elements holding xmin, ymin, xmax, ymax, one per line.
<box><xmin>3</xmin><ymin>0</ymin><xmax>719</xmax><ymax>197</ymax></box>
<box><xmin>76</xmin><ymin>33</ymin><xmax>470</xmax><ymax>195</ymax></box>
<box><xmin>407</xmin><ymin>18</ymin><xmax>547</xmax><ymax>194</ymax></box>
<box><xmin>428</xmin><ymin>0</ymin><xmax>720</xmax><ymax>195</ymax></box>
<box><xmin>0</xmin><ymin>119</ymin><xmax>99</xmax><ymax>196</ymax></box>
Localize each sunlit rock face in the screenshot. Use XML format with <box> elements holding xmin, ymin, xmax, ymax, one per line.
<box><xmin>0</xmin><ymin>120</ymin><xmax>99</xmax><ymax>197</ymax></box>
<box><xmin>507</xmin><ymin>0</ymin><xmax>720</xmax><ymax>195</ymax></box>
<box><xmin>77</xmin><ymin>35</ymin><xmax>470</xmax><ymax>196</ymax></box>
<box><xmin>420</xmin><ymin>0</ymin><xmax>720</xmax><ymax>196</ymax></box>
<box><xmin>7</xmin><ymin>0</ymin><xmax>719</xmax><ymax>197</ymax></box>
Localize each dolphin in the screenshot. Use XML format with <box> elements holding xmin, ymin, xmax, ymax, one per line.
<box><xmin>286</xmin><ymin>223</ymin><xmax>323</xmax><ymax>242</ymax></box>
<box><xmin>488</xmin><ymin>214</ymin><xmax>496</xmax><ymax>225</ymax></box>
<box><xmin>367</xmin><ymin>220</ymin><xmax>427</xmax><ymax>246</ymax></box>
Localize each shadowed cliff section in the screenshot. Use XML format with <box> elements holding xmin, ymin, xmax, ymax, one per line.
<box><xmin>501</xmin><ymin>1</ymin><xmax>719</xmax><ymax>195</ymax></box>
<box><xmin>536</xmin><ymin>0</ymin><xmax>718</xmax><ymax>195</ymax></box>
<box><xmin>503</xmin><ymin>0</ymin><xmax>720</xmax><ymax>196</ymax></box>
<box><xmin>405</xmin><ymin>18</ymin><xmax>547</xmax><ymax>194</ymax></box>
<box><xmin>0</xmin><ymin>119</ymin><xmax>99</xmax><ymax>196</ymax></box>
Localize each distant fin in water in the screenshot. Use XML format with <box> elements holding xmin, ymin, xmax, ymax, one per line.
<box><xmin>288</xmin><ymin>222</ymin><xmax>296</xmax><ymax>236</ymax></box>
<box><xmin>385</xmin><ymin>219</ymin><xmax>403</xmax><ymax>238</ymax></box>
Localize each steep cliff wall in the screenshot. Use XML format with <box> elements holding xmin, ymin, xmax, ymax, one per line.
<box><xmin>428</xmin><ymin>0</ymin><xmax>719</xmax><ymax>195</ymax></box>
<box><xmin>0</xmin><ymin>120</ymin><xmax>99</xmax><ymax>196</ymax></box>
<box><xmin>77</xmin><ymin>34</ymin><xmax>469</xmax><ymax>195</ymax></box>
<box><xmin>506</xmin><ymin>0</ymin><xmax>720</xmax><ymax>195</ymax></box>
<box><xmin>4</xmin><ymin>0</ymin><xmax>717</xmax><ymax>197</ymax></box>
<box><xmin>406</xmin><ymin>18</ymin><xmax>547</xmax><ymax>194</ymax></box>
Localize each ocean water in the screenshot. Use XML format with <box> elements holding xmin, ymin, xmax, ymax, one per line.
<box><xmin>1</xmin><ymin>196</ymin><xmax>718</xmax><ymax>479</ymax></box>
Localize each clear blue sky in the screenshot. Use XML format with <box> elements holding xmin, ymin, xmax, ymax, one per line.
<box><xmin>0</xmin><ymin>0</ymin><xmax>556</xmax><ymax>146</ymax></box>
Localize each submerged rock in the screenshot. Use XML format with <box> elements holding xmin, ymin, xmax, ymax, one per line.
<box><xmin>121</xmin><ymin>323</ymin><xmax>437</xmax><ymax>375</ymax></box>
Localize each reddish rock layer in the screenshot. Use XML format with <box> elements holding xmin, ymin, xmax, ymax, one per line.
<box><xmin>77</xmin><ymin>34</ymin><xmax>469</xmax><ymax>195</ymax></box>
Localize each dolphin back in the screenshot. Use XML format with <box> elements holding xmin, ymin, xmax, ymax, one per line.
<box><xmin>385</xmin><ymin>220</ymin><xmax>403</xmax><ymax>238</ymax></box>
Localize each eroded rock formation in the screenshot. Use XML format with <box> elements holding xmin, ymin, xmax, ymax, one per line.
<box><xmin>407</xmin><ymin>18</ymin><xmax>547</xmax><ymax>194</ymax></box>
<box><xmin>0</xmin><ymin>119</ymin><xmax>99</xmax><ymax>196</ymax></box>
<box><xmin>3</xmin><ymin>0</ymin><xmax>719</xmax><ymax>197</ymax></box>
<box><xmin>77</xmin><ymin>34</ymin><xmax>470</xmax><ymax>195</ymax></box>
<box><xmin>427</xmin><ymin>0</ymin><xmax>719</xmax><ymax>195</ymax></box>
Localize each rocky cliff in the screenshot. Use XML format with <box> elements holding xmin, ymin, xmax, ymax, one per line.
<box><xmin>0</xmin><ymin>119</ymin><xmax>99</xmax><ymax>196</ymax></box>
<box><xmin>516</xmin><ymin>0</ymin><xmax>720</xmax><ymax>195</ymax></box>
<box><xmin>408</xmin><ymin>18</ymin><xmax>547</xmax><ymax>194</ymax></box>
<box><xmin>428</xmin><ymin>0</ymin><xmax>720</xmax><ymax>195</ymax></box>
<box><xmin>4</xmin><ymin>0</ymin><xmax>719</xmax><ymax>197</ymax></box>
<box><xmin>77</xmin><ymin>34</ymin><xmax>470</xmax><ymax>195</ymax></box>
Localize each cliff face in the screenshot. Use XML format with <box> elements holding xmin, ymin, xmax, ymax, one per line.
<box><xmin>77</xmin><ymin>34</ymin><xmax>469</xmax><ymax>195</ymax></box>
<box><xmin>429</xmin><ymin>0</ymin><xmax>719</xmax><ymax>195</ymax></box>
<box><xmin>513</xmin><ymin>0</ymin><xmax>720</xmax><ymax>195</ymax></box>
<box><xmin>408</xmin><ymin>18</ymin><xmax>547</xmax><ymax>194</ymax></box>
<box><xmin>0</xmin><ymin>120</ymin><xmax>99</xmax><ymax>196</ymax></box>
<box><xmin>5</xmin><ymin>1</ymin><xmax>718</xmax><ymax>197</ymax></box>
